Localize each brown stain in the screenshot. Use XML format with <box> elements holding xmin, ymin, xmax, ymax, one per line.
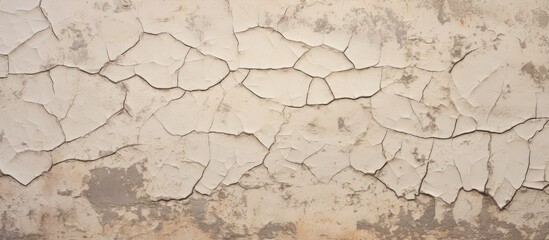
<box><xmin>521</xmin><ymin>62</ymin><xmax>548</xmax><ymax>87</ymax></box>
<box><xmin>532</xmin><ymin>9</ymin><xmax>548</xmax><ymax>28</ymax></box>
<box><xmin>84</xmin><ymin>164</ymin><xmax>144</xmax><ymax>207</ymax></box>
<box><xmin>295</xmin><ymin>221</ymin><xmax>310</xmax><ymax>239</ymax></box>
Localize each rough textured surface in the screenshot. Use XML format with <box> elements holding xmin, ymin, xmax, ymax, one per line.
<box><xmin>0</xmin><ymin>0</ymin><xmax>548</xmax><ymax>238</ymax></box>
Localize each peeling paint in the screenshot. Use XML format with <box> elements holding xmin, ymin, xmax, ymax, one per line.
<box><xmin>0</xmin><ymin>0</ymin><xmax>548</xmax><ymax>238</ymax></box>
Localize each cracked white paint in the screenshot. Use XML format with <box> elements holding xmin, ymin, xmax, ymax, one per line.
<box><xmin>196</xmin><ymin>133</ymin><xmax>268</xmax><ymax>195</ymax></box>
<box><xmin>0</xmin><ymin>55</ymin><xmax>7</xmax><ymax>77</ymax></box>
<box><xmin>294</xmin><ymin>46</ymin><xmax>354</xmax><ymax>78</ymax></box>
<box><xmin>178</xmin><ymin>49</ymin><xmax>230</xmax><ymax>91</ymax></box>
<box><xmin>101</xmin><ymin>33</ymin><xmax>190</xmax><ymax>87</ymax></box>
<box><xmin>306</xmin><ymin>77</ymin><xmax>334</xmax><ymax>105</ymax></box>
<box><xmin>376</xmin><ymin>131</ymin><xmax>432</xmax><ymax>199</ymax></box>
<box><xmin>0</xmin><ymin>0</ymin><xmax>48</xmax><ymax>55</ymax></box>
<box><xmin>236</xmin><ymin>28</ymin><xmax>309</xmax><ymax>69</ymax></box>
<box><xmin>244</xmin><ymin>69</ymin><xmax>311</xmax><ymax>107</ymax></box>
<box><xmin>1</xmin><ymin>0</ymin><xmax>548</xmax><ymax>218</ymax></box>
<box><xmin>422</xmin><ymin>132</ymin><xmax>490</xmax><ymax>203</ymax></box>
<box><xmin>325</xmin><ymin>68</ymin><xmax>382</xmax><ymax>99</ymax></box>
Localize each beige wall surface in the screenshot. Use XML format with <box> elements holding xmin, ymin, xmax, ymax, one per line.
<box><xmin>0</xmin><ymin>0</ymin><xmax>548</xmax><ymax>239</ymax></box>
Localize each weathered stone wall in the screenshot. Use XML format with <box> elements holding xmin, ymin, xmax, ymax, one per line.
<box><xmin>0</xmin><ymin>0</ymin><xmax>548</xmax><ymax>239</ymax></box>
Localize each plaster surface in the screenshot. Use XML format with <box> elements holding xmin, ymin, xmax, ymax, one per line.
<box><xmin>0</xmin><ymin>0</ymin><xmax>548</xmax><ymax>238</ymax></box>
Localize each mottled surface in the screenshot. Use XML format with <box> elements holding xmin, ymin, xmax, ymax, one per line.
<box><xmin>0</xmin><ymin>0</ymin><xmax>548</xmax><ymax>238</ymax></box>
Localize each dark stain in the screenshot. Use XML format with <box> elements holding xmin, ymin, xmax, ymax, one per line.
<box><xmin>451</xmin><ymin>35</ymin><xmax>466</xmax><ymax>59</ymax></box>
<box><xmin>314</xmin><ymin>15</ymin><xmax>335</xmax><ymax>33</ymax></box>
<box><xmin>356</xmin><ymin>196</ymin><xmax>534</xmax><ymax>239</ymax></box>
<box><xmin>383</xmin><ymin>9</ymin><xmax>408</xmax><ymax>45</ymax></box>
<box><xmin>187</xmin><ymin>199</ymin><xmax>223</xmax><ymax>235</ymax></box>
<box><xmin>338</xmin><ymin>117</ymin><xmax>350</xmax><ymax>132</ymax></box>
<box><xmin>533</xmin><ymin>9</ymin><xmax>548</xmax><ymax>28</ymax></box>
<box><xmin>80</xmin><ymin>162</ymin><xmax>177</xmax><ymax>224</ymax></box>
<box><xmin>307</xmin><ymin>118</ymin><xmax>318</xmax><ymax>128</ymax></box>
<box><xmin>98</xmin><ymin>150</ymin><xmax>115</xmax><ymax>158</ymax></box>
<box><xmin>186</xmin><ymin>13</ymin><xmax>199</xmax><ymax>29</ymax></box>
<box><xmin>258</xmin><ymin>221</ymin><xmax>296</xmax><ymax>239</ymax></box>
<box><xmin>434</xmin><ymin>1</ymin><xmax>449</xmax><ymax>24</ymax></box>
<box><xmin>519</xmin><ymin>38</ymin><xmax>527</xmax><ymax>49</ymax></box>
<box><xmin>219</xmin><ymin>103</ymin><xmax>231</xmax><ymax>113</ymax></box>
<box><xmin>411</xmin><ymin>147</ymin><xmax>426</xmax><ymax>162</ymax></box>
<box><xmin>447</xmin><ymin>0</ymin><xmax>474</xmax><ymax>18</ymax></box>
<box><xmin>84</xmin><ymin>164</ymin><xmax>144</xmax><ymax>207</ymax></box>
<box><xmin>422</xmin><ymin>112</ymin><xmax>439</xmax><ymax>132</ymax></box>
<box><xmin>113</xmin><ymin>0</ymin><xmax>133</xmax><ymax>13</ymax></box>
<box><xmin>263</xmin><ymin>13</ymin><xmax>273</xmax><ymax>26</ymax></box>
<box><xmin>56</xmin><ymin>189</ymin><xmax>72</xmax><ymax>196</ymax></box>
<box><xmin>521</xmin><ymin>62</ymin><xmax>548</xmax><ymax>87</ymax></box>
<box><xmin>186</xmin><ymin>198</ymin><xmax>247</xmax><ymax>239</ymax></box>
<box><xmin>61</xmin><ymin>24</ymin><xmax>91</xmax><ymax>63</ymax></box>
<box><xmin>399</xmin><ymin>74</ymin><xmax>416</xmax><ymax>86</ymax></box>
<box><xmin>1</xmin><ymin>211</ymin><xmax>43</xmax><ymax>240</ymax></box>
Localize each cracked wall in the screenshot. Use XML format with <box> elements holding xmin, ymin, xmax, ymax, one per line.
<box><xmin>0</xmin><ymin>0</ymin><xmax>548</xmax><ymax>239</ymax></box>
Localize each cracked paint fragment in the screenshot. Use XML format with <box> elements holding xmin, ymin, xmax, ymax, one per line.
<box><xmin>344</xmin><ymin>33</ymin><xmax>381</xmax><ymax>69</ymax></box>
<box><xmin>265</xmin><ymin>99</ymin><xmax>372</xmax><ymax>182</ymax></box>
<box><xmin>0</xmin><ymin>75</ymin><xmax>64</xmax><ymax>184</ymax></box>
<box><xmin>0</xmin><ymin>102</ymin><xmax>65</xmax><ymax>153</ymax></box>
<box><xmin>376</xmin><ymin>131</ymin><xmax>432</xmax><ymax>200</ymax></box>
<box><xmin>136</xmin><ymin>0</ymin><xmax>238</xmax><ymax>69</ymax></box>
<box><xmin>228</xmin><ymin>0</ymin><xmax>259</xmax><ymax>33</ymax></box>
<box><xmin>101</xmin><ymin>33</ymin><xmax>190</xmax><ymax>88</ymax></box>
<box><xmin>21</xmin><ymin>71</ymin><xmax>74</xmax><ymax>120</ymax></box>
<box><xmin>325</xmin><ymin>68</ymin><xmax>382</xmax><ymax>99</ymax></box>
<box><xmin>380</xmin><ymin>67</ymin><xmax>432</xmax><ymax>102</ymax></box>
<box><xmin>525</xmin><ymin>125</ymin><xmax>549</xmax><ymax>189</ymax></box>
<box><xmin>122</xmin><ymin>76</ymin><xmax>185</xmax><ymax>121</ymax></box>
<box><xmin>51</xmin><ymin>76</ymin><xmax>183</xmax><ymax>164</ymax></box>
<box><xmin>0</xmin><ymin>0</ymin><xmax>48</xmax><ymax>55</ymax></box>
<box><xmin>210</xmin><ymin>85</ymin><xmax>284</xmax><ymax>148</ymax></box>
<box><xmin>243</xmin><ymin>69</ymin><xmax>312</xmax><ymax>107</ymax></box>
<box><xmin>537</xmin><ymin>93</ymin><xmax>549</xmax><ymax>118</ymax></box>
<box><xmin>178</xmin><ymin>49</ymin><xmax>230</xmax><ymax>91</ymax></box>
<box><xmin>513</xmin><ymin>118</ymin><xmax>547</xmax><ymax>141</ymax></box>
<box><xmin>155</xmin><ymin>70</ymin><xmax>243</xmax><ymax>138</ymax></box>
<box><xmin>275</xmin><ymin>1</ymin><xmax>354</xmax><ymax>50</ymax></box>
<box><xmin>349</xmin><ymin>122</ymin><xmax>387</xmax><ymax>175</ymax></box>
<box><xmin>452</xmin><ymin>115</ymin><xmax>478</xmax><ymax>137</ymax></box>
<box><xmin>0</xmin><ymin>76</ymin><xmax>65</xmax><ymax>152</ymax></box>
<box><xmin>236</xmin><ymin>27</ymin><xmax>308</xmax><ymax>69</ymax></box>
<box><xmin>306</xmin><ymin>77</ymin><xmax>334</xmax><ymax>105</ymax></box>
<box><xmin>155</xmin><ymin>85</ymin><xmax>224</xmax><ymax>136</ymax></box>
<box><xmin>0</xmin><ymin>55</ymin><xmax>7</xmax><ymax>77</ymax></box>
<box><xmin>0</xmin><ymin>151</ymin><xmax>52</xmax><ymax>185</ymax></box>
<box><xmin>421</xmin><ymin>132</ymin><xmax>490</xmax><ymax>203</ymax></box>
<box><xmin>51</xmin><ymin>112</ymin><xmax>136</xmax><ymax>164</ymax></box>
<box><xmin>294</xmin><ymin>46</ymin><xmax>353</xmax><ymax>78</ymax></box>
<box><xmin>303</xmin><ymin>144</ymin><xmax>352</xmax><ymax>183</ymax></box>
<box><xmin>139</xmin><ymin>117</ymin><xmax>209</xmax><ymax>200</ymax></box>
<box><xmin>486</xmin><ymin>131</ymin><xmax>530</xmax><ymax>208</ymax></box>
<box><xmin>372</xmin><ymin>72</ymin><xmax>459</xmax><ymax>138</ymax></box>
<box><xmin>49</xmin><ymin>67</ymin><xmax>125</xmax><ymax>141</ymax></box>
<box><xmin>450</xmin><ymin>36</ymin><xmax>538</xmax><ymax>133</ymax></box>
<box><xmin>195</xmin><ymin>133</ymin><xmax>268</xmax><ymax>195</ymax></box>
<box><xmin>8</xmin><ymin>29</ymin><xmax>61</xmax><ymax>73</ymax></box>
<box><xmin>42</xmin><ymin>0</ymin><xmax>142</xmax><ymax>60</ymax></box>
<box><xmin>8</xmin><ymin>0</ymin><xmax>141</xmax><ymax>73</ymax></box>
